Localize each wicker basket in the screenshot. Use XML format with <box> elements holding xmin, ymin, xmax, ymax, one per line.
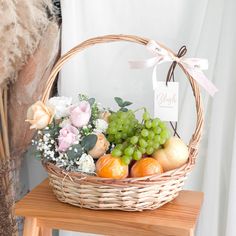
<box><xmin>42</xmin><ymin>34</ymin><xmax>203</xmax><ymax>211</ymax></box>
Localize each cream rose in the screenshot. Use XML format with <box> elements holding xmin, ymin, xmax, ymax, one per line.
<box><xmin>100</xmin><ymin>111</ymin><xmax>111</xmax><ymax>123</ymax></box>
<box><xmin>26</xmin><ymin>101</ymin><xmax>54</xmax><ymax>129</ymax></box>
<box><xmin>88</xmin><ymin>133</ymin><xmax>110</xmax><ymax>159</ymax></box>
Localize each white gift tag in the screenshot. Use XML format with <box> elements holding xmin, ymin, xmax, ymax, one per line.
<box><xmin>154</xmin><ymin>81</ymin><xmax>179</xmax><ymax>121</ymax></box>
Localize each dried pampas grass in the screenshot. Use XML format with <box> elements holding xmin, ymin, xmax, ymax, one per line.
<box><xmin>0</xmin><ymin>0</ymin><xmax>59</xmax><ymax>235</ymax></box>
<box><xmin>9</xmin><ymin>22</ymin><xmax>60</xmax><ymax>160</ymax></box>
<box><xmin>0</xmin><ymin>0</ymin><xmax>54</xmax><ymax>87</ymax></box>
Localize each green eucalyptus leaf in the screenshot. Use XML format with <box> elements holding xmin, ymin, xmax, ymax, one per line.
<box><xmin>81</xmin><ymin>134</ymin><xmax>97</xmax><ymax>152</ymax></box>
<box><xmin>114</xmin><ymin>97</ymin><xmax>124</xmax><ymax>107</ymax></box>
<box><xmin>120</xmin><ymin>107</ymin><xmax>128</xmax><ymax>112</ymax></box>
<box><xmin>42</xmin><ymin>120</ymin><xmax>60</xmax><ymax>137</ymax></box>
<box><xmin>42</xmin><ymin>128</ymin><xmax>54</xmax><ymax>137</ymax></box>
<box><xmin>88</xmin><ymin>98</ymin><xmax>95</xmax><ymax>106</ymax></box>
<box><xmin>66</xmin><ymin>143</ymin><xmax>83</xmax><ymax>160</ymax></box>
<box><xmin>122</xmin><ymin>101</ymin><xmax>132</xmax><ymax>107</ymax></box>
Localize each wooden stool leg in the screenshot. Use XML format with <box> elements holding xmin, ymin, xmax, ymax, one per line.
<box><xmin>23</xmin><ymin>217</ymin><xmax>40</xmax><ymax>236</ymax></box>
<box><xmin>39</xmin><ymin>227</ymin><xmax>52</xmax><ymax>236</ymax></box>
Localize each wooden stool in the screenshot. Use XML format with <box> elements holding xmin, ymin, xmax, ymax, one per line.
<box><xmin>14</xmin><ymin>179</ymin><xmax>203</xmax><ymax>236</ymax></box>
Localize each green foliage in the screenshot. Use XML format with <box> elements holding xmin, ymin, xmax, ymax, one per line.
<box><xmin>42</xmin><ymin>119</ymin><xmax>60</xmax><ymax>138</ymax></box>
<box><xmin>120</xmin><ymin>107</ymin><xmax>128</xmax><ymax>112</ymax></box>
<box><xmin>114</xmin><ymin>97</ymin><xmax>132</xmax><ymax>111</ymax></box>
<box><xmin>81</xmin><ymin>134</ymin><xmax>97</xmax><ymax>152</ymax></box>
<box><xmin>114</xmin><ymin>97</ymin><xmax>123</xmax><ymax>107</ymax></box>
<box><xmin>66</xmin><ymin>143</ymin><xmax>83</xmax><ymax>160</ymax></box>
<box><xmin>91</xmin><ymin>102</ymin><xmax>99</xmax><ymax>121</ymax></box>
<box><xmin>88</xmin><ymin>97</ymin><xmax>95</xmax><ymax>106</ymax></box>
<box><xmin>32</xmin><ymin>121</ymin><xmax>60</xmax><ymax>162</ymax></box>
<box><xmin>79</xmin><ymin>94</ymin><xmax>89</xmax><ymax>101</ymax></box>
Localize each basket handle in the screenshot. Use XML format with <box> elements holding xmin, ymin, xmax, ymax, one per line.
<box><xmin>41</xmin><ymin>34</ymin><xmax>204</xmax><ymax>163</ymax></box>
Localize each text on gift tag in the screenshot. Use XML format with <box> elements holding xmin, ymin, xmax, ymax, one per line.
<box><xmin>154</xmin><ymin>82</ymin><xmax>179</xmax><ymax>122</ymax></box>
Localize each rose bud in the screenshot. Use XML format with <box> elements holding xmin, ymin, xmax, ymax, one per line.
<box><xmin>88</xmin><ymin>133</ymin><xmax>110</xmax><ymax>159</ymax></box>
<box><xmin>100</xmin><ymin>111</ymin><xmax>111</xmax><ymax>123</ymax></box>
<box><xmin>26</xmin><ymin>101</ymin><xmax>54</xmax><ymax>129</ymax></box>
<box><xmin>70</xmin><ymin>101</ymin><xmax>91</xmax><ymax>128</ymax></box>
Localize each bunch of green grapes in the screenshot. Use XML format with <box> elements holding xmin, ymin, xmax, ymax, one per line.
<box><xmin>111</xmin><ymin>111</ymin><xmax>171</xmax><ymax>165</ymax></box>
<box><xmin>107</xmin><ymin>110</ymin><xmax>139</xmax><ymax>144</ymax></box>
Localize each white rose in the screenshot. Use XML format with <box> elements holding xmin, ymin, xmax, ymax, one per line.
<box><xmin>94</xmin><ymin>119</ymin><xmax>108</xmax><ymax>133</ymax></box>
<box><xmin>47</xmin><ymin>96</ymin><xmax>72</xmax><ymax>119</ymax></box>
<box><xmin>76</xmin><ymin>153</ymin><xmax>95</xmax><ymax>174</ymax></box>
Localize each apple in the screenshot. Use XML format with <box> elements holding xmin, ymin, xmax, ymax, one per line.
<box><xmin>152</xmin><ymin>137</ymin><xmax>189</xmax><ymax>172</ymax></box>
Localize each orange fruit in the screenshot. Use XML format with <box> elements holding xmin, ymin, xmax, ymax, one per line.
<box><xmin>130</xmin><ymin>157</ymin><xmax>163</xmax><ymax>178</ymax></box>
<box><xmin>96</xmin><ymin>154</ymin><xmax>128</xmax><ymax>179</ymax></box>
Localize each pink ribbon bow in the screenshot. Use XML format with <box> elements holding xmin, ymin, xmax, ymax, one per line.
<box><xmin>129</xmin><ymin>40</ymin><xmax>218</xmax><ymax>96</ymax></box>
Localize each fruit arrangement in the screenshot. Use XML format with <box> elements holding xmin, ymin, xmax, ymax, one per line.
<box><xmin>27</xmin><ymin>95</ymin><xmax>189</xmax><ymax>179</ymax></box>
<box><xmin>24</xmin><ymin>34</ymin><xmax>210</xmax><ymax>211</ymax></box>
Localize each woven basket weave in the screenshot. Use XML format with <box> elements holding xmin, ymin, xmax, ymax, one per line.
<box><xmin>42</xmin><ymin>34</ymin><xmax>204</xmax><ymax>211</ymax></box>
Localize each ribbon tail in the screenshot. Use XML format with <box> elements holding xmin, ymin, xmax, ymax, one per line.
<box><xmin>184</xmin><ymin>66</ymin><xmax>218</xmax><ymax>96</ymax></box>
<box><xmin>152</xmin><ymin>65</ymin><xmax>158</xmax><ymax>90</ymax></box>
<box><xmin>129</xmin><ymin>56</ymin><xmax>162</xmax><ymax>69</ymax></box>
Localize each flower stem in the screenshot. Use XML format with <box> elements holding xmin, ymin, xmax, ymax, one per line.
<box><xmin>133</xmin><ymin>107</ymin><xmax>146</xmax><ymax>113</ymax></box>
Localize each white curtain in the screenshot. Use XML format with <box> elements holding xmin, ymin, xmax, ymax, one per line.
<box><xmin>59</xmin><ymin>0</ymin><xmax>236</xmax><ymax>235</ymax></box>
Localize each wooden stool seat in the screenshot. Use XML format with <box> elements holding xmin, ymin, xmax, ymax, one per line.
<box><xmin>14</xmin><ymin>179</ymin><xmax>203</xmax><ymax>236</ymax></box>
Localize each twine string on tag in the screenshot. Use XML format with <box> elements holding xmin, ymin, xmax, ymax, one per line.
<box><xmin>166</xmin><ymin>45</ymin><xmax>187</xmax><ymax>85</ymax></box>
<box><xmin>170</xmin><ymin>122</ymin><xmax>180</xmax><ymax>138</ymax></box>
<box><xmin>166</xmin><ymin>46</ymin><xmax>187</xmax><ymax>138</ymax></box>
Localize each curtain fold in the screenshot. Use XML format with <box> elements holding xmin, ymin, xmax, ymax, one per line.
<box><xmin>59</xmin><ymin>0</ymin><xmax>236</xmax><ymax>235</ymax></box>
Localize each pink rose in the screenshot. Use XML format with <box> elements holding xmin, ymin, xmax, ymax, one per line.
<box><xmin>70</xmin><ymin>101</ymin><xmax>91</xmax><ymax>128</ymax></box>
<box><xmin>58</xmin><ymin>124</ymin><xmax>79</xmax><ymax>152</ymax></box>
